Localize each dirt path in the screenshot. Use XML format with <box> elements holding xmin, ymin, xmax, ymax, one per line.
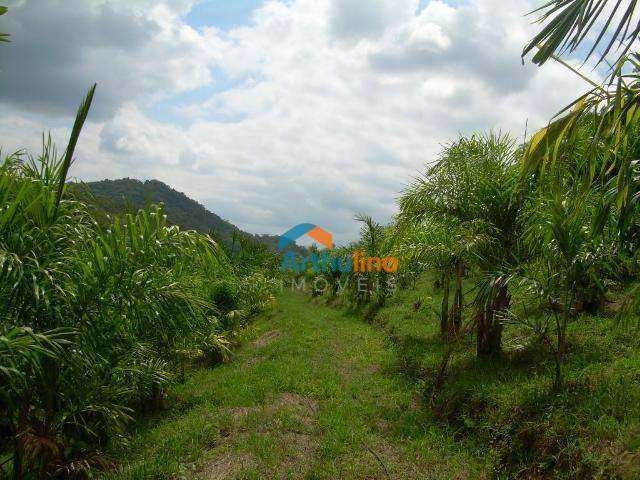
<box><xmin>102</xmin><ymin>292</ymin><xmax>487</xmax><ymax>479</ymax></box>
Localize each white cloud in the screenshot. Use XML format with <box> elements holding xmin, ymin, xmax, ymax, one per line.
<box><xmin>1</xmin><ymin>0</ymin><xmax>597</xmax><ymax>243</ymax></box>
<box><xmin>0</xmin><ymin>0</ymin><xmax>215</xmax><ymax>118</ymax></box>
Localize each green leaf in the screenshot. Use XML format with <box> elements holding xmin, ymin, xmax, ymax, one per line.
<box><xmin>1</xmin><ymin>6</ymin><xmax>8</xmax><ymax>42</ymax></box>
<box><xmin>54</xmin><ymin>83</ymin><xmax>97</xmax><ymax>213</ymax></box>
<box><xmin>523</xmin><ymin>0</ymin><xmax>640</xmax><ymax>67</ymax></box>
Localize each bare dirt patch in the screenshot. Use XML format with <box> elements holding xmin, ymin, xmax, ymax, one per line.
<box><xmin>273</xmin><ymin>392</ymin><xmax>318</xmax><ymax>430</ymax></box>
<box><xmin>276</xmin><ymin>392</ymin><xmax>318</xmax><ymax>412</ymax></box>
<box><xmin>226</xmin><ymin>406</ymin><xmax>255</xmax><ymax>421</ymax></box>
<box><xmin>243</xmin><ymin>354</ymin><xmax>265</xmax><ymax>367</ymax></box>
<box><xmin>194</xmin><ymin>451</ymin><xmax>256</xmax><ymax>480</ymax></box>
<box><xmin>221</xmin><ymin>392</ymin><xmax>318</xmax><ymax>429</ymax></box>
<box><xmin>254</xmin><ymin>330</ymin><xmax>281</xmax><ymax>347</ymax></box>
<box><xmin>350</xmin><ymin>440</ymin><xmax>466</xmax><ymax>480</ymax></box>
<box><xmin>195</xmin><ymin>392</ymin><xmax>320</xmax><ymax>478</ymax></box>
<box><xmin>283</xmin><ymin>431</ymin><xmax>315</xmax><ymax>453</ymax></box>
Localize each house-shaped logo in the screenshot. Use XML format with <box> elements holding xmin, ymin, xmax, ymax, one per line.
<box><xmin>278</xmin><ymin>223</ymin><xmax>333</xmax><ymax>250</ymax></box>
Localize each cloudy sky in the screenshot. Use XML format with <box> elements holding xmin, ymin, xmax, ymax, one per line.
<box><xmin>0</xmin><ymin>0</ymin><xmax>596</xmax><ymax>243</ymax></box>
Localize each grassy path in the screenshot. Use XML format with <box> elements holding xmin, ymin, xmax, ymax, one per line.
<box><xmin>103</xmin><ymin>292</ymin><xmax>488</xmax><ymax>479</ymax></box>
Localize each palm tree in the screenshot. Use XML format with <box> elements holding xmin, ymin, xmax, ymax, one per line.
<box><xmin>0</xmin><ymin>327</ymin><xmax>74</xmax><ymax>479</ymax></box>
<box><xmin>354</xmin><ymin>214</ymin><xmax>390</xmax><ymax>306</ymax></box>
<box><xmin>395</xmin><ymin>219</ymin><xmax>454</xmax><ymax>334</ymax></box>
<box><xmin>0</xmin><ymin>84</ymin><xmax>254</xmax><ymax>476</ymax></box>
<box><xmin>519</xmin><ymin>190</ymin><xmax>611</xmax><ymax>388</ymax></box>
<box><xmin>522</xmin><ymin>1</ymin><xmax>640</xmax><ymax>214</ymax></box>
<box><xmin>396</xmin><ymin>217</ymin><xmax>487</xmax><ymax>335</ymax></box>
<box><xmin>226</xmin><ymin>230</ymin><xmax>279</xmax><ymax>276</ymax></box>
<box><xmin>400</xmin><ymin>133</ymin><xmax>524</xmax><ymax>354</ymax></box>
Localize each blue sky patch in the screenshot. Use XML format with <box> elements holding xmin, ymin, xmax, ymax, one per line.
<box><xmin>146</xmin><ymin>67</ymin><xmax>255</xmax><ymax>128</ymax></box>
<box><xmin>186</xmin><ymin>0</ymin><xmax>265</xmax><ymax>30</ymax></box>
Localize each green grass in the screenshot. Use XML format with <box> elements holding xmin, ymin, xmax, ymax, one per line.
<box><xmin>366</xmin><ymin>275</ymin><xmax>640</xmax><ymax>479</ymax></box>
<box><xmin>101</xmin><ymin>291</ymin><xmax>488</xmax><ymax>479</ymax></box>
<box><xmin>101</xmin><ymin>276</ymin><xmax>640</xmax><ymax>479</ymax></box>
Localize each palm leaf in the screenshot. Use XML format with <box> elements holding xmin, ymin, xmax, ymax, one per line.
<box><xmin>523</xmin><ymin>0</ymin><xmax>640</xmax><ymax>66</ymax></box>
<box><xmin>0</xmin><ymin>5</ymin><xmax>9</xmax><ymax>43</ymax></box>
<box><xmin>54</xmin><ymin>83</ymin><xmax>97</xmax><ymax>213</ymax></box>
<box><xmin>522</xmin><ymin>54</ymin><xmax>640</xmax><ymax>211</ymax></box>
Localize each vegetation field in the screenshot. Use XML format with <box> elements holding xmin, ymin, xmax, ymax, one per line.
<box><xmin>98</xmin><ymin>279</ymin><xmax>640</xmax><ymax>479</ymax></box>
<box><xmin>100</xmin><ymin>290</ymin><xmax>489</xmax><ymax>480</ymax></box>
<box><xmin>2</xmin><ymin>1</ymin><xmax>640</xmax><ymax>479</ymax></box>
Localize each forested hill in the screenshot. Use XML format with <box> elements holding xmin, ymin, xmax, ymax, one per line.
<box><xmin>73</xmin><ymin>178</ymin><xmax>284</xmax><ymax>249</ymax></box>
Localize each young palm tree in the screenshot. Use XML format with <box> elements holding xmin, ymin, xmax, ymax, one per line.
<box><xmin>400</xmin><ymin>133</ymin><xmax>524</xmax><ymax>355</ymax></box>
<box><xmin>225</xmin><ymin>230</ymin><xmax>279</xmax><ymax>276</ymax></box>
<box><xmin>0</xmin><ymin>83</ymin><xmax>276</xmax><ymax>476</ymax></box>
<box><xmin>396</xmin><ymin>217</ymin><xmax>487</xmax><ymax>335</ymax></box>
<box><xmin>354</xmin><ymin>214</ymin><xmax>389</xmax><ymax>306</ymax></box>
<box><xmin>523</xmin><ymin>175</ymin><xmax>619</xmax><ymax>385</ymax></box>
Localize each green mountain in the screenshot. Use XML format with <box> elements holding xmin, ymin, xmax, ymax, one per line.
<box><xmin>72</xmin><ymin>178</ymin><xmax>286</xmax><ymax>250</ymax></box>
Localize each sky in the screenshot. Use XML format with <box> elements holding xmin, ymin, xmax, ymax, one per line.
<box><xmin>0</xmin><ymin>0</ymin><xmax>600</xmax><ymax>244</ymax></box>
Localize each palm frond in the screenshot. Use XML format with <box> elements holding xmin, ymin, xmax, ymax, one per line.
<box><xmin>54</xmin><ymin>84</ymin><xmax>96</xmax><ymax>213</ymax></box>
<box><xmin>0</xmin><ymin>5</ymin><xmax>9</xmax><ymax>43</ymax></box>
<box><xmin>523</xmin><ymin>0</ymin><xmax>640</xmax><ymax>67</ymax></box>
<box><xmin>522</xmin><ymin>54</ymin><xmax>640</xmax><ymax>211</ymax></box>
